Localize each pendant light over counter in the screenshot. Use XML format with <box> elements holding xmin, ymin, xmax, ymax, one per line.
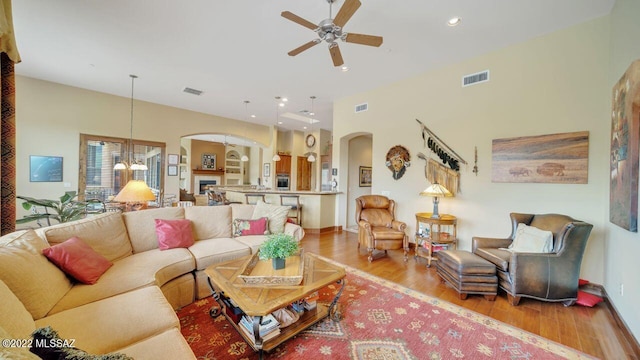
<box><xmin>307</xmin><ymin>96</ymin><xmax>316</xmax><ymax>162</ymax></box>
<box><xmin>241</xmin><ymin>100</ymin><xmax>250</xmax><ymax>162</ymax></box>
<box><xmin>272</xmin><ymin>96</ymin><xmax>282</xmax><ymax>162</ymax></box>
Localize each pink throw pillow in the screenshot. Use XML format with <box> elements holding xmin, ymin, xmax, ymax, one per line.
<box><xmin>155</xmin><ymin>219</ymin><xmax>194</xmax><ymax>250</ymax></box>
<box><xmin>43</xmin><ymin>236</ymin><xmax>113</xmax><ymax>284</ymax></box>
<box><xmin>576</xmin><ymin>290</ymin><xmax>603</xmax><ymax>307</ymax></box>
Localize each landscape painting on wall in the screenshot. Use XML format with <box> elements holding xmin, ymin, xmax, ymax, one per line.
<box><xmin>491</xmin><ymin>131</ymin><xmax>589</xmax><ymax>184</ymax></box>
<box><xmin>610</xmin><ymin>60</ymin><xmax>640</xmax><ymax>232</ymax></box>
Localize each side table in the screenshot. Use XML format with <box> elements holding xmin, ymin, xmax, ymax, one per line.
<box><xmin>414</xmin><ymin>213</ymin><xmax>457</xmax><ymax>267</ymax></box>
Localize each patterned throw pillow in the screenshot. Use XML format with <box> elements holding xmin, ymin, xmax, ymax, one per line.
<box><xmin>30</xmin><ymin>326</ymin><xmax>133</xmax><ymax>360</ymax></box>
<box><xmin>251</xmin><ymin>201</ymin><xmax>291</xmax><ymax>234</ymax></box>
<box><xmin>233</xmin><ymin>217</ymin><xmax>269</xmax><ymax>237</ymax></box>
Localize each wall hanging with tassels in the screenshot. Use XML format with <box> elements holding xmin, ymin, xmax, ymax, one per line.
<box><xmin>416</xmin><ymin>119</ymin><xmax>466</xmax><ymax>195</ymax></box>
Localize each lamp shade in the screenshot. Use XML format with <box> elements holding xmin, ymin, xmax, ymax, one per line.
<box><xmin>113</xmin><ymin>180</ymin><xmax>156</xmax><ymax>203</ymax></box>
<box><xmin>272</xmin><ymin>154</ymin><xmax>281</xmax><ymax>162</ymax></box>
<box><xmin>420</xmin><ymin>183</ymin><xmax>453</xmax><ymax>198</ymax></box>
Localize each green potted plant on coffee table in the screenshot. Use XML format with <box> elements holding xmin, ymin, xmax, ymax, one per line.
<box><xmin>259</xmin><ymin>233</ymin><xmax>299</xmax><ymax>270</ymax></box>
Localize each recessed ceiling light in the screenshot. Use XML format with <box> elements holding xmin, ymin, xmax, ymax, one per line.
<box><xmin>447</xmin><ymin>17</ymin><xmax>461</xmax><ymax>26</ymax></box>
<box><xmin>303</xmin><ymin>126</ymin><xmax>308</xmax><ymax>129</ymax></box>
<box><xmin>251</xmin><ymin>114</ymin><xmax>256</xmax><ymax>118</ymax></box>
<box><xmin>279</xmin><ymin>103</ymin><xmax>285</xmax><ymax>107</ymax></box>
<box><xmin>278</xmin><ymin>121</ymin><xmax>283</xmax><ymax>125</ymax></box>
<box><xmin>341</xmin><ymin>66</ymin><xmax>349</xmax><ymax>72</ymax></box>
<box><xmin>282</xmin><ymin>98</ymin><xmax>288</xmax><ymax>102</ymax></box>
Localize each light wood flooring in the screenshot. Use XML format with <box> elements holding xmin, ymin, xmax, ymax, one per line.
<box><xmin>300</xmin><ymin>231</ymin><xmax>639</xmax><ymax>360</ymax></box>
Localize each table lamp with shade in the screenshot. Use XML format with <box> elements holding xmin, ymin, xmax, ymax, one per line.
<box><xmin>420</xmin><ymin>183</ymin><xmax>453</xmax><ymax>219</ymax></box>
<box><xmin>113</xmin><ymin>180</ymin><xmax>156</xmax><ymax>211</ymax></box>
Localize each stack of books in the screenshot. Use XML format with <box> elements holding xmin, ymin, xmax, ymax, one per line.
<box><xmin>424</xmin><ymin>241</ymin><xmax>450</xmax><ymax>252</ymax></box>
<box><xmin>303</xmin><ymin>291</ymin><xmax>319</xmax><ymax>310</ymax></box>
<box><xmin>238</xmin><ymin>314</ymin><xmax>280</xmax><ymax>344</ymax></box>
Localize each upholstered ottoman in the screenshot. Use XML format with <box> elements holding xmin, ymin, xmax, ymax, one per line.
<box><xmin>435</xmin><ymin>250</ymin><xmax>498</xmax><ymax>301</ymax></box>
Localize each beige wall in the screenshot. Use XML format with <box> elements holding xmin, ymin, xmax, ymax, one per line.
<box><xmin>334</xmin><ymin>16</ymin><xmax>609</xmax><ymax>295</ymax></box>
<box><xmin>346</xmin><ymin>135</ymin><xmax>372</xmax><ymax>229</ymax></box>
<box><xmin>606</xmin><ymin>0</ymin><xmax>640</xmax><ymax>342</ymax></box>
<box><xmin>15</xmin><ymin>77</ymin><xmax>272</xmax><ymax>218</ymax></box>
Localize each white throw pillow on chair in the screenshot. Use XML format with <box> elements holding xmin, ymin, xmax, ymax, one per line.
<box><xmin>507</xmin><ymin>223</ymin><xmax>553</xmax><ymax>253</ymax></box>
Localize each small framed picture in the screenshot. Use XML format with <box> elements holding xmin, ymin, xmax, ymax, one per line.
<box><xmin>359</xmin><ymin>166</ymin><xmax>372</xmax><ymax>187</ymax></box>
<box><xmin>332</xmin><ymin>168</ymin><xmax>338</xmax><ymax>176</ymax></box>
<box><xmin>263</xmin><ymin>163</ymin><xmax>271</xmax><ymax>177</ymax></box>
<box><xmin>168</xmin><ymin>154</ymin><xmax>179</xmax><ymax>165</ymax></box>
<box><xmin>30</xmin><ymin>155</ymin><xmax>63</xmax><ymax>182</ymax></box>
<box><xmin>168</xmin><ymin>165</ymin><xmax>178</xmax><ymax>176</ymax></box>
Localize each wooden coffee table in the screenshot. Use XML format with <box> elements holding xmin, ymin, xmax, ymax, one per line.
<box><xmin>205</xmin><ymin>252</ymin><xmax>346</xmax><ymax>354</ymax></box>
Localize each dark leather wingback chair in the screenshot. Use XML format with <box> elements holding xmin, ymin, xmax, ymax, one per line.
<box><xmin>355</xmin><ymin>195</ymin><xmax>409</xmax><ymax>262</ymax></box>
<box><xmin>472</xmin><ymin>213</ymin><xmax>593</xmax><ymax>306</ymax></box>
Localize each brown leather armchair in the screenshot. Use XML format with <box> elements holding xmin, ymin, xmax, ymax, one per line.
<box><xmin>355</xmin><ymin>195</ymin><xmax>409</xmax><ymax>262</ymax></box>
<box><xmin>472</xmin><ymin>213</ymin><xmax>593</xmax><ymax>306</ymax></box>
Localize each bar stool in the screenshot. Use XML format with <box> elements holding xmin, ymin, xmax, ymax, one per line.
<box><xmin>245</xmin><ymin>194</ymin><xmax>266</xmax><ymax>205</ymax></box>
<box><xmin>280</xmin><ymin>195</ymin><xmax>302</xmax><ymax>226</ymax></box>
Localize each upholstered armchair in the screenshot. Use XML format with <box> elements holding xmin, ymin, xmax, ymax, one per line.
<box><xmin>472</xmin><ymin>213</ymin><xmax>593</xmax><ymax>306</ymax></box>
<box><xmin>355</xmin><ymin>195</ymin><xmax>409</xmax><ymax>262</ymax></box>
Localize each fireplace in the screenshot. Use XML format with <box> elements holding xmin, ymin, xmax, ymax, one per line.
<box><xmin>198</xmin><ymin>180</ymin><xmax>217</xmax><ymax>194</ymax></box>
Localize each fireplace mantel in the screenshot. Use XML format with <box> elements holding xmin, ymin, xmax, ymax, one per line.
<box><xmin>193</xmin><ymin>169</ymin><xmax>225</xmax><ymax>176</ymax></box>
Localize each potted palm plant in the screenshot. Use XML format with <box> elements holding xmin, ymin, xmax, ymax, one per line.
<box><xmin>258</xmin><ymin>233</ymin><xmax>299</xmax><ymax>270</ymax></box>
<box><xmin>16</xmin><ymin>191</ymin><xmax>99</xmax><ymax>226</ymax></box>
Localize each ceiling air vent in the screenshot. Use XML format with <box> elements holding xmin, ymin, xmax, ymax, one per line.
<box><xmin>462</xmin><ymin>70</ymin><xmax>490</xmax><ymax>87</ymax></box>
<box><xmin>182</xmin><ymin>87</ymin><xmax>203</xmax><ymax>96</ymax></box>
<box><xmin>355</xmin><ymin>103</ymin><xmax>368</xmax><ymax>113</ymax></box>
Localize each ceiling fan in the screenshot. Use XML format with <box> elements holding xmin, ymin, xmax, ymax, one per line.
<box><xmin>281</xmin><ymin>0</ymin><xmax>383</xmax><ymax>67</ymax></box>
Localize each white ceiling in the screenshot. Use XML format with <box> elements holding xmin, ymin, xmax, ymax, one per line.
<box><xmin>13</xmin><ymin>0</ymin><xmax>614</xmax><ymax>135</ymax></box>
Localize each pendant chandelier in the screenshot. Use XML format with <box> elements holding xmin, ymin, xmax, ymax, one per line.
<box><xmin>114</xmin><ymin>74</ymin><xmax>148</xmax><ymax>171</ymax></box>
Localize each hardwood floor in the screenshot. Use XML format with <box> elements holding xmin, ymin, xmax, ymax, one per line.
<box><xmin>300</xmin><ymin>231</ymin><xmax>639</xmax><ymax>360</ymax></box>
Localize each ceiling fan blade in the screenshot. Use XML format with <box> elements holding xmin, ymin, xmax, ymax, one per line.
<box><xmin>288</xmin><ymin>40</ymin><xmax>321</xmax><ymax>56</ymax></box>
<box><xmin>333</xmin><ymin>0</ymin><xmax>361</xmax><ymax>28</ymax></box>
<box><xmin>345</xmin><ymin>33</ymin><xmax>383</xmax><ymax>47</ymax></box>
<box><xmin>281</xmin><ymin>11</ymin><xmax>317</xmax><ymax>31</ymax></box>
<box><xmin>329</xmin><ymin>43</ymin><xmax>344</xmax><ymax>67</ymax></box>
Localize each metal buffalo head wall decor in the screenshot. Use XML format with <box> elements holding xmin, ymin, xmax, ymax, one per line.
<box><xmin>385</xmin><ymin>145</ymin><xmax>411</xmax><ymax>180</ymax></box>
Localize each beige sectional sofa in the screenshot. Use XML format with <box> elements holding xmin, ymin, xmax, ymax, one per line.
<box><xmin>0</xmin><ymin>203</ymin><xmax>304</xmax><ymax>359</ymax></box>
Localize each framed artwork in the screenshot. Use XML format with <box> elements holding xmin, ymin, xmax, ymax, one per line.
<box><xmin>359</xmin><ymin>166</ymin><xmax>372</xmax><ymax>187</ymax></box>
<box><xmin>610</xmin><ymin>60</ymin><xmax>640</xmax><ymax>232</ymax></box>
<box><xmin>30</xmin><ymin>155</ymin><xmax>63</xmax><ymax>182</ymax></box>
<box><xmin>491</xmin><ymin>131</ymin><xmax>589</xmax><ymax>184</ymax></box>
<box><xmin>168</xmin><ymin>165</ymin><xmax>178</xmax><ymax>176</ymax></box>
<box><xmin>168</xmin><ymin>154</ymin><xmax>179</xmax><ymax>165</ymax></box>
<box><xmin>332</xmin><ymin>168</ymin><xmax>338</xmax><ymax>176</ymax></box>
<box><xmin>202</xmin><ymin>153</ymin><xmax>216</xmax><ymax>169</ymax></box>
<box><xmin>263</xmin><ymin>163</ymin><xmax>270</xmax><ymax>177</ymax></box>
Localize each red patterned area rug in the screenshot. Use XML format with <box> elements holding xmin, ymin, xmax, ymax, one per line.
<box><xmin>178</xmin><ymin>256</ymin><xmax>596</xmax><ymax>360</ymax></box>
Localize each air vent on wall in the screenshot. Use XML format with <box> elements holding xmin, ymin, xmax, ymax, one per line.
<box><xmin>355</xmin><ymin>103</ymin><xmax>368</xmax><ymax>113</ymax></box>
<box><xmin>462</xmin><ymin>70</ymin><xmax>490</xmax><ymax>87</ymax></box>
<box><xmin>183</xmin><ymin>87</ymin><xmax>203</xmax><ymax>96</ymax></box>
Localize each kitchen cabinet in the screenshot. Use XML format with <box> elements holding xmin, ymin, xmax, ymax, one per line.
<box><xmin>297</xmin><ymin>156</ymin><xmax>311</xmax><ymax>191</ymax></box>
<box><xmin>275</xmin><ymin>154</ymin><xmax>291</xmax><ymax>174</ymax></box>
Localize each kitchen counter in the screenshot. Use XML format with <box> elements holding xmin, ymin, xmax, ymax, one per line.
<box><xmin>223</xmin><ymin>189</ymin><xmax>341</xmax><ymax>233</ymax></box>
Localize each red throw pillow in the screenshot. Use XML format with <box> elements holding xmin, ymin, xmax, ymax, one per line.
<box><xmin>43</xmin><ymin>236</ymin><xmax>113</xmax><ymax>285</ymax></box>
<box><xmin>576</xmin><ymin>290</ymin><xmax>603</xmax><ymax>307</ymax></box>
<box><xmin>155</xmin><ymin>219</ymin><xmax>194</xmax><ymax>250</ymax></box>
<box><xmin>578</xmin><ymin>278</ymin><xmax>589</xmax><ymax>286</ymax></box>
<box><xmin>233</xmin><ymin>217</ymin><xmax>269</xmax><ymax>237</ymax></box>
